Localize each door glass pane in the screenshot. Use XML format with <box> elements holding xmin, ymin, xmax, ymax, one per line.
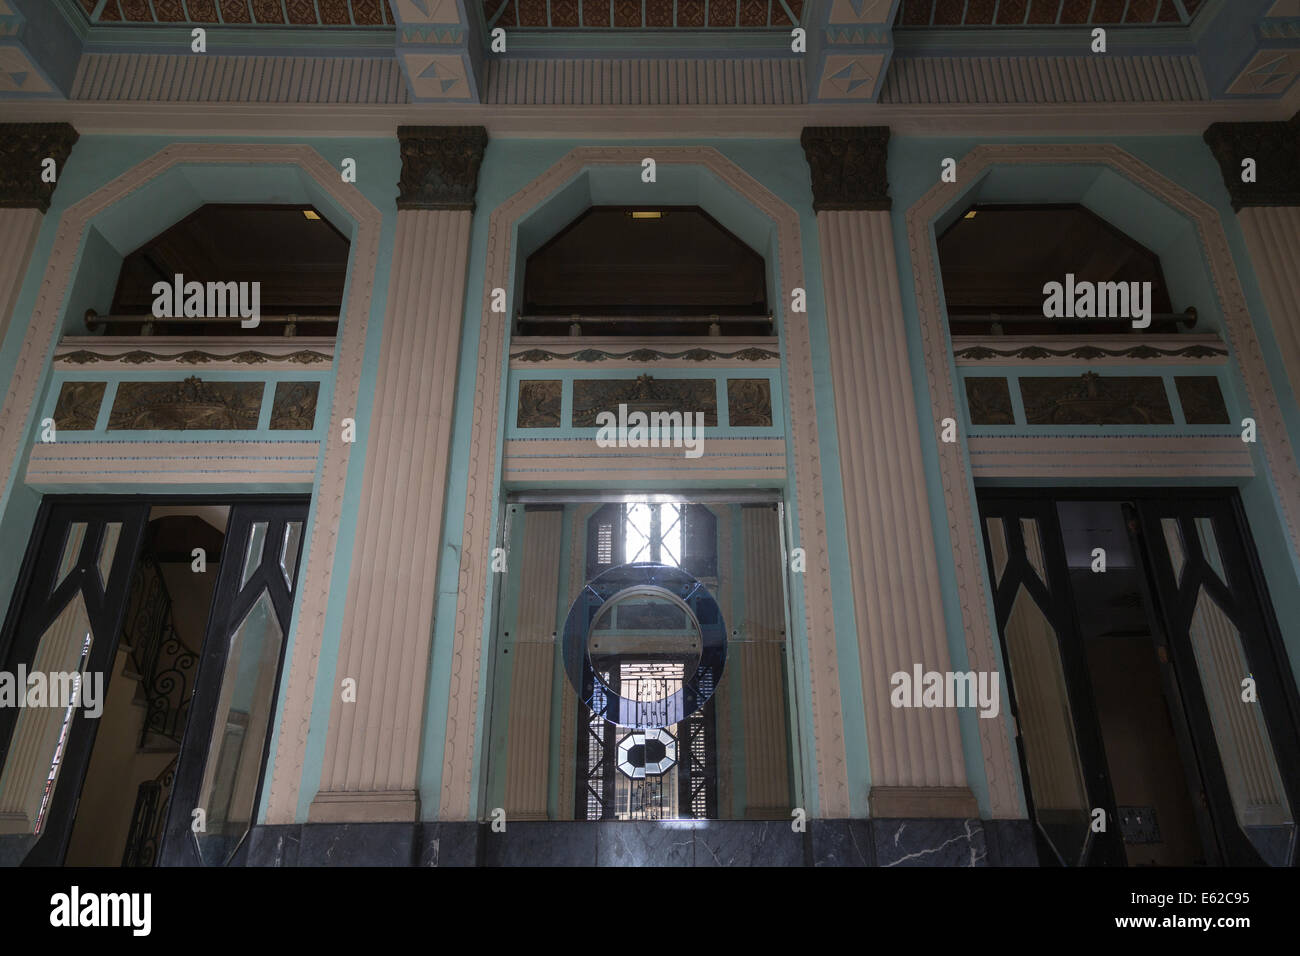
<box><xmin>279</xmin><ymin>521</ymin><xmax>303</xmax><ymax>590</ymax></box>
<box><xmin>241</xmin><ymin>521</ymin><xmax>268</xmax><ymax>588</ymax></box>
<box><xmin>1021</xmin><ymin>518</ymin><xmax>1047</xmax><ymax>586</ymax></box>
<box><xmin>97</xmin><ymin>522</ymin><xmax>122</xmax><ymax>589</ymax></box>
<box><xmin>985</xmin><ymin>518</ymin><xmax>1008</xmax><ymax>586</ymax></box>
<box><xmin>54</xmin><ymin>523</ymin><xmax>87</xmax><ymax>591</ymax></box>
<box><xmin>194</xmin><ymin>590</ymin><xmax>283</xmax><ymax>866</ymax></box>
<box><xmin>1162</xmin><ymin>518</ymin><xmax>1186</xmax><ymax>586</ymax></box>
<box><xmin>0</xmin><ymin>592</ymin><xmax>93</xmax><ymax>836</ymax></box>
<box><xmin>485</xmin><ymin>499</ymin><xmax>794</xmax><ymax>822</ymax></box>
<box><xmin>1186</xmin><ymin>587</ymin><xmax>1295</xmax><ymax>863</ymax></box>
<box><xmin>1194</xmin><ymin>516</ymin><xmax>1227</xmax><ymax>585</ymax></box>
<box><xmin>1003</xmin><ymin>586</ymin><xmax>1091</xmax><ymax>865</ymax></box>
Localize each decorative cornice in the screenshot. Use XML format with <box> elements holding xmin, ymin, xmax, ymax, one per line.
<box><xmin>396</xmin><ymin>125</ymin><xmax>488</xmax><ymax>211</ymax></box>
<box><xmin>55</xmin><ymin>348</ymin><xmax>332</xmax><ymax>367</ymax></box>
<box><xmin>1203</xmin><ymin>112</ymin><xmax>1300</xmax><ymax>210</ymax></box>
<box><xmin>0</xmin><ymin>124</ymin><xmax>79</xmax><ymax>213</ymax></box>
<box><xmin>953</xmin><ymin>343</ymin><xmax>1229</xmax><ymax>362</ymax></box>
<box><xmin>799</xmin><ymin>126</ymin><xmax>891</xmax><ymax>211</ymax></box>
<box><xmin>509</xmin><ymin>346</ymin><xmax>780</xmax><ymax>363</ymax></box>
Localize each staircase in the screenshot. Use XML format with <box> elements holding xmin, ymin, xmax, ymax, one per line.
<box><xmin>118</xmin><ymin>554</ymin><xmax>201</xmax><ymax>867</ymax></box>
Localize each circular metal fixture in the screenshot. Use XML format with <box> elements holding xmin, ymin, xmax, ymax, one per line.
<box><xmin>562</xmin><ymin>562</ymin><xmax>726</xmax><ymax>729</ymax></box>
<box><xmin>616</xmin><ymin>728</ymin><xmax>678</xmax><ymax>779</ymax></box>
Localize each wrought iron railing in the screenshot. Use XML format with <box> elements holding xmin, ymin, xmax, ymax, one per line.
<box><xmin>121</xmin><ymin>757</ymin><xmax>177</xmax><ymax>868</ymax></box>
<box><xmin>122</xmin><ymin>554</ymin><xmax>200</xmax><ymax>749</ymax></box>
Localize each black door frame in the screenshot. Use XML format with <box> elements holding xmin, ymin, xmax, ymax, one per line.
<box><xmin>0</xmin><ymin>493</ymin><xmax>309</xmax><ymax>867</ymax></box>
<box><xmin>0</xmin><ymin>501</ymin><xmax>150</xmax><ymax>867</ymax></box>
<box><xmin>977</xmin><ymin>486</ymin><xmax>1300</xmax><ymax>867</ymax></box>
<box><xmin>977</xmin><ymin>494</ymin><xmax>1127</xmax><ymax>866</ymax></box>
<box><xmin>158</xmin><ymin>499</ymin><xmax>307</xmax><ymax>866</ymax></box>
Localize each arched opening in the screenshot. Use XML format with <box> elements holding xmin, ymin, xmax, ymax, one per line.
<box><xmin>907</xmin><ymin>150</ymin><xmax>1300</xmax><ymax>867</ymax></box>
<box><xmin>94</xmin><ymin>203</ymin><xmax>350</xmax><ymax>337</ymax></box>
<box><xmin>519</xmin><ymin>205</ymin><xmax>770</xmax><ymax>336</ymax></box>
<box><xmin>938</xmin><ymin>203</ymin><xmax>1183</xmax><ymax>335</ymax></box>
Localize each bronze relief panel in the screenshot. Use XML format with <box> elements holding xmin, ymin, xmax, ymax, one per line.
<box><xmin>52</xmin><ymin>382</ymin><xmax>108</xmax><ymax>431</ymax></box>
<box><xmin>107</xmin><ymin>377</ymin><xmax>263</xmax><ymax>430</ymax></box>
<box><xmin>572</xmin><ymin>375</ymin><xmax>718</xmax><ymax>427</ymax></box>
<box><xmin>269</xmin><ymin>381</ymin><xmax>321</xmax><ymax>430</ymax></box>
<box><xmin>1020</xmin><ymin>372</ymin><xmax>1174</xmax><ymax>425</ymax></box>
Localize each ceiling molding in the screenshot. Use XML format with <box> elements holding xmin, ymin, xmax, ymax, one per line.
<box><xmin>1</xmin><ymin>97</ymin><xmax>1292</xmax><ymax>137</ymax></box>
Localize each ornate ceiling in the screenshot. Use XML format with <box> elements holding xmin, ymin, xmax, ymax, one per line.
<box><xmin>76</xmin><ymin>0</ymin><xmax>394</xmax><ymax>25</ymax></box>
<box><xmin>483</xmin><ymin>1</ymin><xmax>805</xmax><ymax>29</ymax></box>
<box><xmin>894</xmin><ymin>0</ymin><xmax>1206</xmax><ymax>26</ymax></box>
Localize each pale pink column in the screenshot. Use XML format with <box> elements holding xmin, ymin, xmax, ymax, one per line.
<box><xmin>309</xmin><ymin>127</ymin><xmax>486</xmax><ymax>822</ymax></box>
<box><xmin>804</xmin><ymin>126</ymin><xmax>977</xmax><ymax>818</ymax></box>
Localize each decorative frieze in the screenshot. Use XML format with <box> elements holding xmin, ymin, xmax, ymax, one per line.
<box><xmin>396</xmin><ymin>126</ymin><xmax>488</xmax><ymax>211</ymax></box>
<box><xmin>516</xmin><ymin>380</ymin><xmax>562</xmax><ymax>428</ymax></box>
<box><xmin>952</xmin><ymin>337</ymin><xmax>1228</xmax><ymax>365</ymax></box>
<box><xmin>1203</xmin><ymin>113</ymin><xmax>1300</xmax><ymax>210</ymax></box>
<box><xmin>55</xmin><ymin>346</ymin><xmax>333</xmax><ymax>369</ymax></box>
<box><xmin>107</xmin><ymin>377</ymin><xmax>262</xmax><ymax>430</ymax></box>
<box><xmin>726</xmin><ymin>378</ymin><xmax>773</xmax><ymax>427</ymax></box>
<box><xmin>571</xmin><ymin>375</ymin><xmax>718</xmax><ymax>427</ymax></box>
<box><xmin>964</xmin><ymin>377</ymin><xmax>1014</xmax><ymax>426</ymax></box>
<box><xmin>0</xmin><ymin>124</ymin><xmax>79</xmax><ymax>213</ymax></box>
<box><xmin>1175</xmin><ymin>376</ymin><xmax>1230</xmax><ymax>425</ymax></box>
<box><xmin>52</xmin><ymin>382</ymin><xmax>106</xmax><ymax>431</ymax></box>
<box><xmin>510</xmin><ymin>345</ymin><xmax>780</xmax><ymax>364</ymax></box>
<box><xmin>1020</xmin><ymin>372</ymin><xmax>1173</xmax><ymax>425</ymax></box>
<box><xmin>269</xmin><ymin>382</ymin><xmax>320</xmax><ymax>430</ymax></box>
<box><xmin>799</xmin><ymin>126</ymin><xmax>891</xmax><ymax>211</ymax></box>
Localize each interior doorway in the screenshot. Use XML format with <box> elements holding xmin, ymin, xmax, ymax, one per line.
<box><xmin>481</xmin><ymin>492</ymin><xmax>802</xmax><ymax>823</ymax></box>
<box><xmin>977</xmin><ymin>489</ymin><xmax>1300</xmax><ymax>867</ymax></box>
<box><xmin>0</xmin><ymin>496</ymin><xmax>307</xmax><ymax>867</ymax></box>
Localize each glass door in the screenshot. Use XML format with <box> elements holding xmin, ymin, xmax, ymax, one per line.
<box><xmin>977</xmin><ymin>496</ymin><xmax>1126</xmax><ymax>866</ymax></box>
<box><xmin>0</xmin><ymin>502</ymin><xmax>149</xmax><ymax>866</ymax></box>
<box><xmin>159</xmin><ymin>501</ymin><xmax>306</xmax><ymax>866</ymax></box>
<box><xmin>1131</xmin><ymin>495</ymin><xmax>1300</xmax><ymax>866</ymax></box>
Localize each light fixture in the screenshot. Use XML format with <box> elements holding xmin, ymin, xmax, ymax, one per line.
<box><xmin>628</xmin><ymin>210</ymin><xmax>663</xmax><ymax>220</ymax></box>
<box><xmin>302</xmin><ymin>209</ymin><xmax>321</xmax><ymax>221</ymax></box>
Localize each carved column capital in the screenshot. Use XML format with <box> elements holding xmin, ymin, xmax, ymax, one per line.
<box><xmin>0</xmin><ymin>123</ymin><xmax>79</xmax><ymax>213</ymax></box>
<box><xmin>1203</xmin><ymin>112</ymin><xmax>1300</xmax><ymax>210</ymax></box>
<box><xmin>396</xmin><ymin>125</ymin><xmax>488</xmax><ymax>211</ymax></box>
<box><xmin>799</xmin><ymin>126</ymin><xmax>891</xmax><ymax>212</ymax></box>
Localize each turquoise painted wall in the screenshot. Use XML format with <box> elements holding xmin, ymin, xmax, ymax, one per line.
<box><xmin>888</xmin><ymin>133</ymin><xmax>1300</xmax><ymax>816</ymax></box>
<box><xmin>418</xmin><ymin>137</ymin><xmax>873</xmax><ymax>820</ymax></box>
<box><xmin>4</xmin><ymin>126</ymin><xmax>1296</xmax><ymax>831</ymax></box>
<box><xmin>0</xmin><ymin>133</ymin><xmax>402</xmax><ymax>828</ymax></box>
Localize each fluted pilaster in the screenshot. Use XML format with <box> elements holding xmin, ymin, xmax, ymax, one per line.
<box><xmin>740</xmin><ymin>505</ymin><xmax>792</xmax><ymax>816</ymax></box>
<box><xmin>0</xmin><ymin>209</ymin><xmax>42</xmax><ymax>351</ymax></box>
<box><xmin>308</xmin><ymin>207</ymin><xmax>473</xmax><ymax>822</ymax></box>
<box><xmin>1238</xmin><ymin>207</ymin><xmax>1300</xmax><ymax>403</ymax></box>
<box><xmin>503</xmin><ymin>508</ymin><xmax>563</xmax><ymax>819</ymax></box>
<box><xmin>816</xmin><ymin>207</ymin><xmax>975</xmax><ymax>817</ymax></box>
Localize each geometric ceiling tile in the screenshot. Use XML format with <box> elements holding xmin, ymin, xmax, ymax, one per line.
<box><xmin>817</xmin><ymin>53</ymin><xmax>885</xmax><ymax>99</ymax></box>
<box><xmin>1226</xmin><ymin>50</ymin><xmax>1300</xmax><ymax>96</ymax></box>
<box><xmin>830</xmin><ymin>0</ymin><xmax>894</xmax><ymax>23</ymax></box>
<box><xmin>401</xmin><ymin>52</ymin><xmax>471</xmax><ymax>99</ymax></box>
<box><xmin>394</xmin><ymin>0</ymin><xmax>462</xmax><ymax>23</ymax></box>
<box><xmin>0</xmin><ymin>44</ymin><xmax>53</xmax><ymax>95</ymax></box>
